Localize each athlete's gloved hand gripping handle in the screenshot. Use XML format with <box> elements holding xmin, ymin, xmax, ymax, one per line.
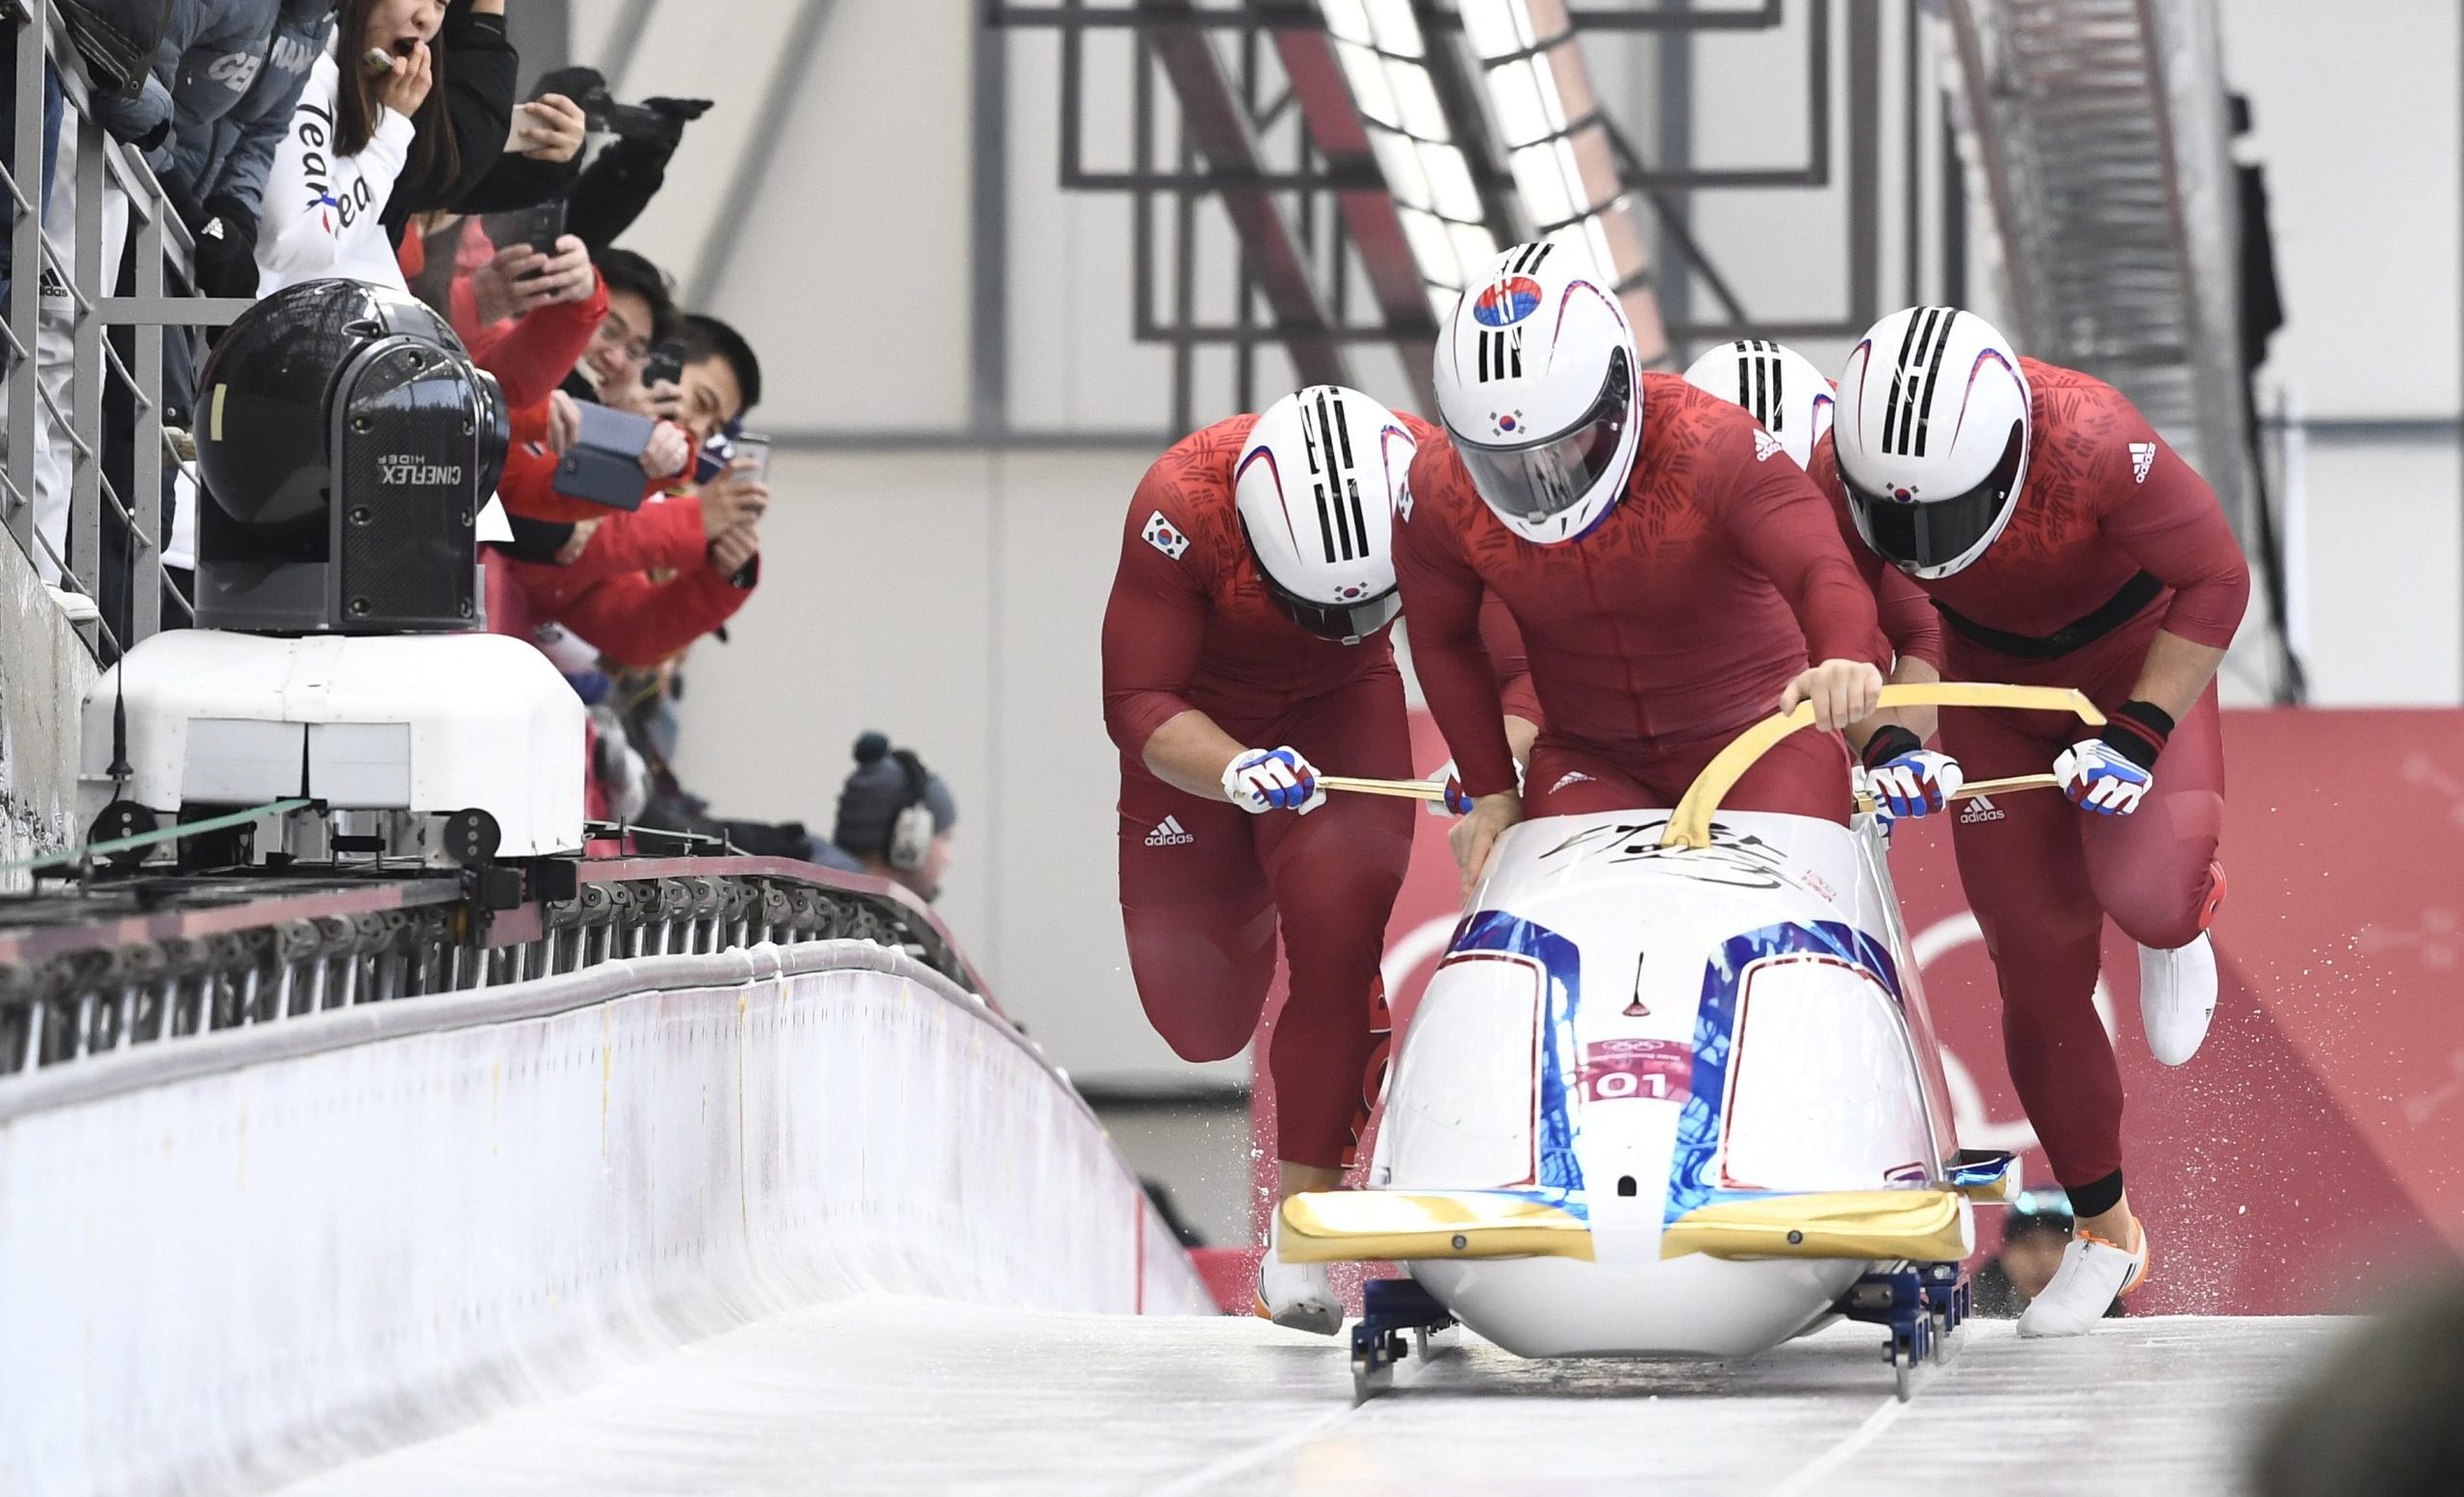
<box><xmin>1222</xmin><ymin>746</ymin><xmax>1327</xmax><ymax>814</ymax></box>
<box><xmin>1859</xmin><ymin>725</ymin><xmax>1964</xmax><ymax>823</ymax></box>
<box><xmin>2056</xmin><ymin>699</ymin><xmax>2171</xmax><ymax>816</ymax></box>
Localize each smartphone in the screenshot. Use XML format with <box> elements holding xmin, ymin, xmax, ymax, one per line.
<box><xmin>732</xmin><ymin>432</ymin><xmax>772</xmax><ymax>482</ymax></box>
<box><xmin>517</xmin><ymin>198</ymin><xmax>567</xmax><ymax>257</ymax></box>
<box><xmin>641</xmin><ymin>338</ymin><xmax>686</xmax><ymax>388</ymax></box>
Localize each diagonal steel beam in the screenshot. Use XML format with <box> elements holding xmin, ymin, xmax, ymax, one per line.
<box><xmin>1271</xmin><ymin>29</ymin><xmax>1436</xmax><ymax>407</ymax></box>
<box><xmin>1140</xmin><ymin>0</ymin><xmax>1348</xmax><ymax>387</ymax></box>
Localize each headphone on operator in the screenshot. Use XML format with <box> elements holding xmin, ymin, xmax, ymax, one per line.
<box><xmin>886</xmin><ymin>748</ymin><xmax>937</xmax><ymax>872</ymax></box>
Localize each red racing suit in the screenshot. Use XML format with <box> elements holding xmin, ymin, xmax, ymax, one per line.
<box><xmin>1102</xmin><ymin>412</ymin><xmax>1529</xmax><ymax>1171</ymax></box>
<box><xmin>1811</xmin><ymin>357</ymin><xmax>2252</xmax><ymax>1198</ymax></box>
<box><xmin>1396</xmin><ymin>374</ymin><xmax>1919</xmax><ymax>825</ymax></box>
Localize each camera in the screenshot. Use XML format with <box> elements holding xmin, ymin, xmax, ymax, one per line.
<box><xmin>192</xmin><ymin>279</ymin><xmax>508</xmax><ymax>633</ymax></box>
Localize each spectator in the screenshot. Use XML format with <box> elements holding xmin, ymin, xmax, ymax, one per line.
<box><xmin>162</xmin><ymin>0</ymin><xmax>340</xmax><ymax>300</ymax></box>
<box><xmin>572</xmin><ymin>246</ymin><xmax>680</xmax><ymax>402</ymax></box>
<box><xmin>1969</xmin><ymin>1191</ymin><xmax>2123</xmax><ymax>1320</ymax></box>
<box><xmin>256</xmin><ymin>0</ymin><xmax>449</xmax><ymax>296</ymax></box>
<box><xmin>673</xmin><ymin>312</ymin><xmax>764</xmax><ymax>447</ymax></box>
<box><xmin>525</xmin><ymin>66</ymin><xmax>710</xmax><ymax>253</ymax></box>
<box><xmin>826</xmin><ymin>734</ymin><xmax>960</xmax><ymax>903</ymax></box>
<box><xmin>379</xmin><ymin>0</ymin><xmax>515</xmax><ymax>235</ymax></box>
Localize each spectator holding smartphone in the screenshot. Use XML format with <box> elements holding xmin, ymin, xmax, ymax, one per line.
<box><xmin>573</xmin><ymin>247</ymin><xmax>680</xmax><ymax>403</ymax></box>
<box><xmin>257</xmin><ymin>0</ymin><xmax>452</xmax><ymax>296</ymax></box>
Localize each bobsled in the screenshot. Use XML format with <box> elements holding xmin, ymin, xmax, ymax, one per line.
<box><xmin>1283</xmin><ymin>684</ymin><xmax>2102</xmax><ymax>1400</ymax></box>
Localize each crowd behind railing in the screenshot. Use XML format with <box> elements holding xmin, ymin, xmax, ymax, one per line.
<box><xmin>2</xmin><ymin>0</ymin><xmax>961</xmax><ymax>899</ymax></box>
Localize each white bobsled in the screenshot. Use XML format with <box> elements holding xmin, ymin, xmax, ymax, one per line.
<box><xmin>1283</xmin><ymin>684</ymin><xmax>2101</xmax><ymax>1395</ymax></box>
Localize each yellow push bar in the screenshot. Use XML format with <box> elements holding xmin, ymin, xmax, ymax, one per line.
<box><xmin>1279</xmin><ymin>1187</ymin><xmax>1973</xmax><ymax>1265</ymax></box>
<box><xmin>1660</xmin><ymin>684</ymin><xmax>2105</xmax><ymax>849</ymax></box>
<box><xmin>1659</xmin><ymin>1189</ymin><xmax>1972</xmax><ymax>1263</ymax></box>
<box><xmin>1277</xmin><ymin>1190</ymin><xmax>1595</xmax><ymax>1264</ymax></box>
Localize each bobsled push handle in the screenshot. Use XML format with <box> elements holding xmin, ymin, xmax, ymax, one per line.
<box><xmin>1658</xmin><ymin>684</ymin><xmax>2106</xmax><ymax>851</ymax></box>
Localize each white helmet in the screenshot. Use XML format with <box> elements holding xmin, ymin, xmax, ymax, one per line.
<box><xmin>1234</xmin><ymin>385</ymin><xmax>1413</xmax><ymax>645</ymax></box>
<box><xmin>1833</xmin><ymin>306</ymin><xmax>2032</xmax><ymax>579</ymax></box>
<box><xmin>1433</xmin><ymin>241</ymin><xmax>1642</xmax><ymax>544</ymax></box>
<box><xmin>1681</xmin><ymin>339</ymin><xmax>1835</xmax><ymax>470</ymax></box>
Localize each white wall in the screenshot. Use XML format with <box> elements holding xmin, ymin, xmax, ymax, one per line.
<box><xmin>666</xmin><ymin>448</ymin><xmax>1228</xmax><ymax>1081</ymax></box>
<box><xmin>595</xmin><ymin>0</ymin><xmax>2464</xmax><ymax>1079</ymax></box>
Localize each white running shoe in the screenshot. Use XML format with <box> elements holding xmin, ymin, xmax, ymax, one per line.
<box><xmin>1256</xmin><ymin>1206</ymin><xmax>1341</xmax><ymax>1335</ymax></box>
<box><xmin>2017</xmin><ymin>1219</ymin><xmax>2149</xmax><ymax>1338</ymax></box>
<box><xmin>2139</xmin><ymin>932</ymin><xmax>2218</xmax><ymax>1067</ymax></box>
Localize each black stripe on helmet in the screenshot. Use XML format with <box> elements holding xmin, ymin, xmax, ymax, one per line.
<box><xmin>1910</xmin><ymin>309</ymin><xmax>1960</xmax><ymax>456</ymax></box>
<box><xmin>1316</xmin><ymin>389</ymin><xmax>1358</xmax><ymax>560</ymax></box>
<box><xmin>1883</xmin><ymin>307</ymin><xmax>1940</xmax><ymax>455</ymax></box>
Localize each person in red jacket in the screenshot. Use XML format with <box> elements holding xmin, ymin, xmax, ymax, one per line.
<box><xmin>1398</xmin><ymin>244</ymin><xmax>1916</xmax><ymax>894</ymax></box>
<box><xmin>1102</xmin><ymin>385</ymin><xmax>1532</xmax><ymax>1334</ymax></box>
<box><xmin>1816</xmin><ymin>305</ymin><xmax>2252</xmax><ymax>1336</ymax></box>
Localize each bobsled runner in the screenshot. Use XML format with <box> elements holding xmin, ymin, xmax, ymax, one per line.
<box><xmin>1285</xmin><ymin>684</ymin><xmax>2100</xmax><ymax>1401</ymax></box>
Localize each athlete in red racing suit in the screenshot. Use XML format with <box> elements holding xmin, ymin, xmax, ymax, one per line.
<box><xmin>1101</xmin><ymin>395</ymin><xmax>1534</xmax><ymax>1329</ymax></box>
<box><xmin>1818</xmin><ymin>307</ymin><xmax>2252</xmax><ymax>1335</ymax></box>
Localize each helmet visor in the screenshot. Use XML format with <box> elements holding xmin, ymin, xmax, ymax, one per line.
<box><xmin>1259</xmin><ymin>567</ymin><xmax>1401</xmax><ymax>645</ymax></box>
<box><xmin>1451</xmin><ymin>348</ymin><xmax>1632</xmax><ymax>527</ymax></box>
<box><xmin>1843</xmin><ymin>422</ymin><xmax>2024</xmax><ymax>572</ymax></box>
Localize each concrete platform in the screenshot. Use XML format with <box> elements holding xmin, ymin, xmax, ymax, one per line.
<box><xmin>266</xmin><ymin>1299</ymin><xmax>2346</xmax><ymax>1496</ymax></box>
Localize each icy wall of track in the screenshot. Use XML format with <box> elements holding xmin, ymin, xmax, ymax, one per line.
<box><xmin>0</xmin><ymin>940</ymin><xmax>1211</xmax><ymax>1497</ymax></box>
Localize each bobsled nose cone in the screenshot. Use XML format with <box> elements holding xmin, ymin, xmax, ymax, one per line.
<box><xmin>2137</xmin><ymin>932</ymin><xmax>2217</xmax><ymax>1068</ymax></box>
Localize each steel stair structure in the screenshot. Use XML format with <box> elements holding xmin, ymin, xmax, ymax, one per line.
<box><xmin>1943</xmin><ymin>0</ymin><xmax>2248</xmax><ymax>529</ymax></box>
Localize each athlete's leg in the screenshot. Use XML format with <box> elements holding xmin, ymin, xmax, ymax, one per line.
<box><xmin>2084</xmin><ymin>681</ymin><xmax>2227</xmax><ymax>950</ymax></box>
<box><xmin>1942</xmin><ymin>708</ymin><xmax>2127</xmax><ymax>1208</ymax></box>
<box><xmin>1116</xmin><ymin>775</ymin><xmax>1275</xmax><ymax>1064</ymax></box>
<box><xmin>1255</xmin><ymin>671</ymin><xmax>1417</xmax><ymax>1174</ymax></box>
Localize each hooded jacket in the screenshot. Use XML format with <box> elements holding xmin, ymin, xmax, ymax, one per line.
<box><xmin>156</xmin><ymin>0</ymin><xmax>336</xmax><ymax>216</ymax></box>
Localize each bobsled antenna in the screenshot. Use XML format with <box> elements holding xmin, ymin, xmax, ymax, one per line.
<box><xmin>1624</xmin><ymin>951</ymin><xmax>1650</xmax><ymax>1017</ymax></box>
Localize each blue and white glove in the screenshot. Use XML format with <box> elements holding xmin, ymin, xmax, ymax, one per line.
<box><xmin>1426</xmin><ymin>756</ymin><xmax>1526</xmax><ymax>816</ymax></box>
<box><xmin>1222</xmin><ymin>745</ymin><xmax>1325</xmax><ymax>815</ymax></box>
<box><xmin>2054</xmin><ymin>699</ymin><xmax>2171</xmax><ymax>816</ymax></box>
<box><xmin>1860</xmin><ymin>726</ymin><xmax>1965</xmax><ymax>822</ymax></box>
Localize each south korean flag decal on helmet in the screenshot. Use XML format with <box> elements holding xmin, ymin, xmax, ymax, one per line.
<box><xmin>1234</xmin><ymin>386</ymin><xmax>1411</xmax><ymax>645</ymax></box>
<box><xmin>1434</xmin><ymin>242</ymin><xmax>1645</xmax><ymax>545</ymax></box>
<box><xmin>1833</xmin><ymin>306</ymin><xmax>2033</xmax><ymax>579</ymax></box>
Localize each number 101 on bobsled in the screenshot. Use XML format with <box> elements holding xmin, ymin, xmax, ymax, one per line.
<box><xmin>1282</xmin><ymin>685</ymin><xmax>2100</xmax><ymax>1400</ymax></box>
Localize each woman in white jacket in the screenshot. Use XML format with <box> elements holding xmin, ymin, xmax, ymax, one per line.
<box><xmin>255</xmin><ymin>0</ymin><xmax>447</xmax><ymax>296</ymax></box>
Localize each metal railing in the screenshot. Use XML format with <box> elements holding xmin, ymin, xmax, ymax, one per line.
<box><xmin>0</xmin><ymin>855</ymin><xmax>988</xmax><ymax>1075</ymax></box>
<box><xmin>3</xmin><ymin>0</ymin><xmax>252</xmax><ymax>658</ymax></box>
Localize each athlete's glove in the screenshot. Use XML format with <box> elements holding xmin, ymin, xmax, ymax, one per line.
<box><xmin>1222</xmin><ymin>745</ymin><xmax>1325</xmax><ymax>815</ymax></box>
<box><xmin>2056</xmin><ymin>699</ymin><xmax>2171</xmax><ymax>816</ymax></box>
<box><xmin>1427</xmin><ymin>756</ymin><xmax>1526</xmax><ymax>816</ymax></box>
<box><xmin>1859</xmin><ymin>726</ymin><xmax>1964</xmax><ymax>822</ymax></box>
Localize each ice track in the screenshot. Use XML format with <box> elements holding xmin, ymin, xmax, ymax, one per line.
<box><xmin>269</xmin><ymin>1300</ymin><xmax>2344</xmax><ymax>1496</ymax></box>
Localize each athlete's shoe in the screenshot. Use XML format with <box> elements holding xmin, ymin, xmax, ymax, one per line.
<box><xmin>2017</xmin><ymin>1218</ymin><xmax>2150</xmax><ymax>1338</ymax></box>
<box><xmin>2138</xmin><ymin>931</ymin><xmax>2219</xmax><ymax>1067</ymax></box>
<box><xmin>1255</xmin><ymin>1207</ymin><xmax>1341</xmax><ymax>1335</ymax></box>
